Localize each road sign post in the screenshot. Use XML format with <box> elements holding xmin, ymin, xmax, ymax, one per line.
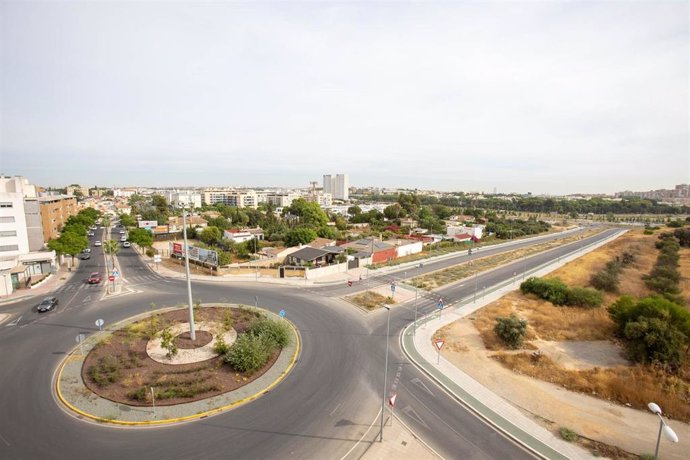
<box><xmin>279</xmin><ymin>309</ymin><xmax>286</xmax><ymax>319</ymax></box>
<box><xmin>388</xmin><ymin>393</ymin><xmax>397</xmax><ymax>426</ymax></box>
<box><xmin>437</xmin><ymin>298</ymin><xmax>444</xmax><ymax>319</ymax></box>
<box><xmin>95</xmin><ymin>318</ymin><xmax>104</xmax><ymax>331</ymax></box>
<box><xmin>75</xmin><ymin>334</ymin><xmax>86</xmax><ymax>355</ymax></box>
<box><xmin>390</xmin><ymin>281</ymin><xmax>396</xmax><ymax>297</ymax></box>
<box><xmin>434</xmin><ymin>340</ymin><xmax>445</xmax><ymax>364</ymax></box>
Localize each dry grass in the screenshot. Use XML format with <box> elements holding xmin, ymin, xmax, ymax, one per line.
<box><xmin>546</xmin><ymin>228</ymin><xmax>657</xmax><ymax>301</ymax></box>
<box><xmin>348</xmin><ymin>291</ymin><xmax>395</xmax><ymax>311</ymax></box>
<box><xmin>679</xmin><ymin>247</ymin><xmax>690</xmax><ymax>310</ymax></box>
<box><xmin>492</xmin><ymin>352</ymin><xmax>690</xmax><ymax>423</ymax></box>
<box><xmin>473</xmin><ymin>291</ymin><xmax>614</xmax><ymax>350</ymax></box>
<box><xmin>433</xmin><ymin>324</ymin><xmax>469</xmax><ymax>352</ymax></box>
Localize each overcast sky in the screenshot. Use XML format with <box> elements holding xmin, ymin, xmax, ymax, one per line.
<box><xmin>1</xmin><ymin>1</ymin><xmax>688</xmax><ymax>195</ymax></box>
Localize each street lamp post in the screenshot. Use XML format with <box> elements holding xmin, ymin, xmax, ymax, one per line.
<box><xmin>648</xmin><ymin>402</ymin><xmax>679</xmax><ymax>460</ymax></box>
<box><xmin>380</xmin><ymin>305</ymin><xmax>391</xmax><ymax>442</ymax></box>
<box><xmin>180</xmin><ymin>203</ymin><xmax>196</xmax><ymax>341</ymax></box>
<box><xmin>414</xmin><ymin>262</ymin><xmax>423</xmax><ymax>336</ymax></box>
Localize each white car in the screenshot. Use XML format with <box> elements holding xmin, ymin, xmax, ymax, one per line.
<box><xmin>94</xmin><ymin>240</ymin><xmax>102</xmax><ymax>247</ymax></box>
<box><xmin>123</xmin><ymin>241</ymin><xmax>131</xmax><ymax>248</ymax></box>
<box><xmin>83</xmin><ymin>248</ymin><xmax>91</xmax><ymax>254</ymax></box>
<box><xmin>120</xmin><ymin>236</ymin><xmax>127</xmax><ymax>242</ymax></box>
<box><xmin>119</xmin><ymin>230</ymin><xmax>125</xmax><ymax>234</ymax></box>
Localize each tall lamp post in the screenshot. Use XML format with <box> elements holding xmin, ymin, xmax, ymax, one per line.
<box><xmin>414</xmin><ymin>262</ymin><xmax>423</xmax><ymax>336</ymax></box>
<box><xmin>379</xmin><ymin>305</ymin><xmax>391</xmax><ymax>442</ymax></box>
<box><xmin>648</xmin><ymin>402</ymin><xmax>679</xmax><ymax>459</ymax></box>
<box><xmin>180</xmin><ymin>202</ymin><xmax>196</xmax><ymax>341</ymax></box>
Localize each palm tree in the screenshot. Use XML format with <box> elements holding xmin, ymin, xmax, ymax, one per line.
<box><xmin>103</xmin><ymin>239</ymin><xmax>119</xmax><ymax>274</ymax></box>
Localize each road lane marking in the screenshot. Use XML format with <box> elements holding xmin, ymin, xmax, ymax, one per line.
<box><xmin>6</xmin><ymin>316</ymin><xmax>21</xmax><ymax>327</ymax></box>
<box><xmin>410</xmin><ymin>377</ymin><xmax>434</xmax><ymax>397</ymax></box>
<box><xmin>329</xmin><ymin>403</ymin><xmax>342</xmax><ymax>416</ymax></box>
<box><xmin>0</xmin><ymin>431</ymin><xmax>10</xmax><ymax>446</ymax></box>
<box><xmin>402</xmin><ymin>405</ymin><xmax>429</xmax><ymax>430</ymax></box>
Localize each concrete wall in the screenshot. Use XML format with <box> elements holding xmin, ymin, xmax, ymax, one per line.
<box><xmin>305</xmin><ymin>261</ymin><xmax>349</xmax><ymax>280</ymax></box>
<box><xmin>396</xmin><ymin>241</ymin><xmax>423</xmax><ymax>257</ymax></box>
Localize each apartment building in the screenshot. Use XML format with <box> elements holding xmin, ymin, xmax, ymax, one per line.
<box><xmin>306</xmin><ymin>191</ymin><xmax>332</xmax><ymax>207</ymax></box>
<box><xmin>266</xmin><ymin>192</ymin><xmax>301</xmax><ymax>208</ymax></box>
<box><xmin>202</xmin><ymin>189</ymin><xmax>260</xmax><ymax>208</ymax></box>
<box><xmin>0</xmin><ymin>176</ymin><xmax>57</xmax><ymax>296</ymax></box>
<box><xmin>323</xmin><ymin>174</ymin><xmax>349</xmax><ymax>201</ymax></box>
<box><xmin>38</xmin><ymin>195</ymin><xmax>78</xmax><ymax>241</ymax></box>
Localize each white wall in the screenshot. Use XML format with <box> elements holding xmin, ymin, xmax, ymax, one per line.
<box><xmin>396</xmin><ymin>241</ymin><xmax>423</xmax><ymax>257</ymax></box>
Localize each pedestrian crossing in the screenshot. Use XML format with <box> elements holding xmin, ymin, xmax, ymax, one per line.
<box><xmin>52</xmin><ymin>274</ymin><xmax>167</xmax><ymax>294</ymax></box>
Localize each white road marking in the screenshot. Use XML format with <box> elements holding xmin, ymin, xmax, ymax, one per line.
<box><xmin>0</xmin><ymin>431</ymin><xmax>10</xmax><ymax>446</ymax></box>
<box><xmin>329</xmin><ymin>403</ymin><xmax>342</xmax><ymax>416</ymax></box>
<box><xmin>410</xmin><ymin>377</ymin><xmax>434</xmax><ymax>397</ymax></box>
<box><xmin>402</xmin><ymin>405</ymin><xmax>429</xmax><ymax>430</ymax></box>
<box><xmin>6</xmin><ymin>316</ymin><xmax>22</xmax><ymax>327</ymax></box>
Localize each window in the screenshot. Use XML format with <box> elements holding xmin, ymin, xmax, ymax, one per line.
<box><xmin>0</xmin><ymin>202</ymin><xmax>13</xmax><ymax>208</ymax></box>
<box><xmin>0</xmin><ymin>230</ymin><xmax>17</xmax><ymax>237</ymax></box>
<box><xmin>0</xmin><ymin>244</ymin><xmax>19</xmax><ymax>252</ymax></box>
<box><xmin>0</xmin><ymin>216</ymin><xmax>15</xmax><ymax>223</ymax></box>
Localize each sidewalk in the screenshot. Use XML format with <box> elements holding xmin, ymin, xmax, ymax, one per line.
<box><xmin>0</xmin><ymin>262</ymin><xmax>79</xmax><ymax>306</ymax></box>
<box><xmin>401</xmin><ymin>230</ymin><xmax>630</xmax><ymax>460</ymax></box>
<box><xmin>361</xmin><ymin>415</ymin><xmax>441</xmax><ymax>460</ymax></box>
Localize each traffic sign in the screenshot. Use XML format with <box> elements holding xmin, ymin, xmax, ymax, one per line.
<box><xmin>347</xmin><ymin>280</ymin><xmax>352</xmax><ymax>287</ymax></box>
<box><xmin>434</xmin><ymin>340</ymin><xmax>445</xmax><ymax>351</ymax></box>
<box><xmin>75</xmin><ymin>333</ymin><xmax>85</xmax><ymax>343</ymax></box>
<box><xmin>388</xmin><ymin>393</ymin><xmax>397</xmax><ymax>407</ymax></box>
<box><xmin>108</xmin><ymin>275</ymin><xmax>115</xmax><ymax>282</ymax></box>
<box><xmin>279</xmin><ymin>309</ymin><xmax>286</xmax><ymax>318</ymax></box>
<box><xmin>154</xmin><ymin>255</ymin><xmax>162</xmax><ymax>263</ymax></box>
<box><xmin>112</xmin><ymin>269</ymin><xmax>119</xmax><ymax>277</ymax></box>
<box><xmin>390</xmin><ymin>281</ymin><xmax>396</xmax><ymax>294</ymax></box>
<box><xmin>437</xmin><ymin>298</ymin><xmax>444</xmax><ymax>310</ymax></box>
<box><xmin>95</xmin><ymin>318</ymin><xmax>104</xmax><ymax>331</ymax></box>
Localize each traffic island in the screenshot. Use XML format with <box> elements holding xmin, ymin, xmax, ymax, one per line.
<box><xmin>54</xmin><ymin>304</ymin><xmax>299</xmax><ymax>425</ymax></box>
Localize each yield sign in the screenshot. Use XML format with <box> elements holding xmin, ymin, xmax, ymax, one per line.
<box><xmin>434</xmin><ymin>340</ymin><xmax>445</xmax><ymax>351</ymax></box>
<box><xmin>388</xmin><ymin>393</ymin><xmax>397</xmax><ymax>407</ymax></box>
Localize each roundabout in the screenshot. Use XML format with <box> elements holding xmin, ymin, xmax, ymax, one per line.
<box><xmin>54</xmin><ymin>304</ymin><xmax>300</xmax><ymax>425</ymax></box>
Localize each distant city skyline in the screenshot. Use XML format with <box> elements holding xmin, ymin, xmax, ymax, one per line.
<box><xmin>2</xmin><ymin>2</ymin><xmax>687</xmax><ymax>195</ymax></box>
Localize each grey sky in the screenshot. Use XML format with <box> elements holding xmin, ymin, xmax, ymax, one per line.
<box><xmin>1</xmin><ymin>1</ymin><xmax>688</xmax><ymax>195</ymax></box>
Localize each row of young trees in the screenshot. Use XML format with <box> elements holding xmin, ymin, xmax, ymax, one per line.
<box><xmin>358</xmin><ymin>192</ymin><xmax>690</xmax><ymax>216</ymax></box>
<box><xmin>47</xmin><ymin>208</ymin><xmax>102</xmax><ymax>264</ymax></box>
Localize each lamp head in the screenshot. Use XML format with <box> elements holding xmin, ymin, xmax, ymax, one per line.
<box><xmin>648</xmin><ymin>402</ymin><xmax>662</xmax><ymax>415</ymax></box>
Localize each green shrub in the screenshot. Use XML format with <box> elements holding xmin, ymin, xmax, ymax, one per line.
<box><xmin>88</xmin><ymin>356</ymin><xmax>122</xmax><ymax>387</ymax></box>
<box><xmin>608</xmin><ymin>295</ymin><xmax>690</xmax><ymax>368</ymax></box>
<box><xmin>160</xmin><ymin>326</ymin><xmax>178</xmax><ymax>359</ymax></box>
<box><xmin>247</xmin><ymin>317</ymin><xmax>292</xmax><ymax>348</ymax></box>
<box><xmin>559</xmin><ymin>427</ymin><xmax>578</xmax><ymax>442</ymax></box>
<box><xmin>145</xmin><ymin>248</ymin><xmax>155</xmax><ymax>257</ymax></box>
<box><xmin>224</xmin><ymin>333</ymin><xmax>273</xmax><ymax>373</ymax></box>
<box><xmin>222</xmin><ymin>309</ymin><xmax>234</xmax><ymax>331</ymax></box>
<box><xmin>494</xmin><ymin>314</ymin><xmax>528</xmax><ymax>349</ymax></box>
<box><xmin>213</xmin><ymin>334</ymin><xmax>230</xmax><ymax>355</ymax></box>
<box><xmin>128</xmin><ymin>387</ymin><xmax>149</xmax><ymax>401</ymax></box>
<box><xmin>520</xmin><ymin>277</ymin><xmax>570</xmax><ymax>305</ymax></box>
<box><xmin>590</xmin><ymin>269</ymin><xmax>619</xmax><ymax>292</ymax></box>
<box><xmin>566</xmin><ymin>287</ymin><xmax>603</xmax><ymax>308</ymax></box>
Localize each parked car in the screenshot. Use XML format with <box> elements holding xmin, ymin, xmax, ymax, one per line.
<box><xmin>123</xmin><ymin>241</ymin><xmax>131</xmax><ymax>248</ymax></box>
<box><xmin>94</xmin><ymin>240</ymin><xmax>102</xmax><ymax>247</ymax></box>
<box><xmin>119</xmin><ymin>230</ymin><xmax>125</xmax><ymax>234</ymax></box>
<box><xmin>79</xmin><ymin>252</ymin><xmax>91</xmax><ymax>260</ymax></box>
<box><xmin>88</xmin><ymin>232</ymin><xmax>95</xmax><ymax>237</ymax></box>
<box><xmin>120</xmin><ymin>236</ymin><xmax>127</xmax><ymax>242</ymax></box>
<box><xmin>37</xmin><ymin>296</ymin><xmax>58</xmax><ymax>313</ymax></box>
<box><xmin>87</xmin><ymin>272</ymin><xmax>102</xmax><ymax>284</ymax></box>
<box><xmin>83</xmin><ymin>248</ymin><xmax>91</xmax><ymax>254</ymax></box>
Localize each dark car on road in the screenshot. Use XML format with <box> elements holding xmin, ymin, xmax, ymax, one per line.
<box><xmin>37</xmin><ymin>297</ymin><xmax>58</xmax><ymax>312</ymax></box>
<box><xmin>79</xmin><ymin>252</ymin><xmax>91</xmax><ymax>260</ymax></box>
<box><xmin>87</xmin><ymin>272</ymin><xmax>102</xmax><ymax>284</ymax></box>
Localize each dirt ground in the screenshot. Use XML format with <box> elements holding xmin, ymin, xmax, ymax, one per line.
<box><xmin>434</xmin><ymin>228</ymin><xmax>690</xmax><ymax>458</ymax></box>
<box><xmin>82</xmin><ymin>307</ymin><xmax>280</xmax><ymax>406</ymax></box>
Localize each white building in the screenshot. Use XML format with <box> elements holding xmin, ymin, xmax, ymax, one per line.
<box><xmin>323</xmin><ymin>174</ymin><xmax>349</xmax><ymax>201</ymax></box>
<box><xmin>0</xmin><ymin>176</ymin><xmax>56</xmax><ymax>296</ymax></box>
<box><xmin>266</xmin><ymin>192</ymin><xmax>301</xmax><ymax>208</ymax></box>
<box><xmin>446</xmin><ymin>224</ymin><xmax>485</xmax><ymax>239</ymax></box>
<box><xmin>307</xmin><ymin>192</ymin><xmax>332</xmax><ymax>207</ymax></box>
<box><xmin>203</xmin><ymin>189</ymin><xmax>259</xmax><ymax>208</ymax></box>
<box><xmin>171</xmin><ymin>191</ymin><xmax>202</xmax><ymax>209</ymax></box>
<box><xmin>113</xmin><ymin>188</ymin><xmax>138</xmax><ymax>198</ymax></box>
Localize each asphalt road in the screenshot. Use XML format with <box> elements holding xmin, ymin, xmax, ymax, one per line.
<box><xmin>0</xmin><ymin>227</ymin><xmax>619</xmax><ymax>459</ymax></box>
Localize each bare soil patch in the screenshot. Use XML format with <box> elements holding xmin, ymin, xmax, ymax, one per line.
<box><xmin>82</xmin><ymin>306</ymin><xmax>280</xmax><ymax>406</ymax></box>
<box><xmin>174</xmin><ymin>330</ymin><xmax>212</xmax><ymax>349</ymax></box>
<box><xmin>347</xmin><ymin>290</ymin><xmax>395</xmax><ymax>311</ymax></box>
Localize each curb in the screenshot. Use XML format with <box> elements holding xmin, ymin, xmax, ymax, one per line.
<box><xmin>53</xmin><ymin>305</ymin><xmax>301</xmax><ymax>427</ymax></box>
<box><xmin>399</xmin><ymin>229</ymin><xmax>627</xmax><ymax>460</ymax></box>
